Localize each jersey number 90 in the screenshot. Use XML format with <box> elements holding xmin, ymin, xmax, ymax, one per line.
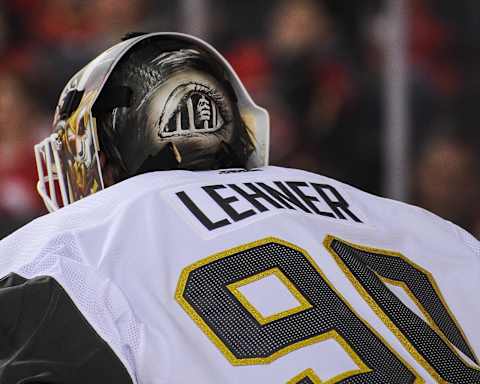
<box><xmin>175</xmin><ymin>236</ymin><xmax>479</xmax><ymax>383</ymax></box>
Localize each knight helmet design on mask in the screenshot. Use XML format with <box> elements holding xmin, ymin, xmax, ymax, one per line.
<box><xmin>34</xmin><ymin>32</ymin><xmax>270</xmax><ymax>212</ymax></box>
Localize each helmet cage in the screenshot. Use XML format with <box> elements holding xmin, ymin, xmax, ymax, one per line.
<box><xmin>35</xmin><ymin>133</ymin><xmax>64</xmax><ymax>212</ymax></box>
<box><xmin>34</xmin><ymin>108</ymin><xmax>104</xmax><ymax>212</ymax></box>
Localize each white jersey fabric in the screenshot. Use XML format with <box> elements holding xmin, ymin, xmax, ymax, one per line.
<box><xmin>0</xmin><ymin>166</ymin><xmax>479</xmax><ymax>384</ymax></box>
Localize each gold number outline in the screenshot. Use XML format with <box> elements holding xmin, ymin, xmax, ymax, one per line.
<box><xmin>287</xmin><ymin>368</ymin><xmax>322</xmax><ymax>384</ymax></box>
<box><xmin>175</xmin><ymin>237</ymin><xmax>422</xmax><ymax>383</ymax></box>
<box><xmin>226</xmin><ymin>267</ymin><xmax>313</xmax><ymax>325</ymax></box>
<box><xmin>324</xmin><ymin>234</ymin><xmax>479</xmax><ymax>384</ymax></box>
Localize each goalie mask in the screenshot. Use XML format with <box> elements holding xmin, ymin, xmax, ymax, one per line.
<box><xmin>34</xmin><ymin>32</ymin><xmax>270</xmax><ymax>212</ymax></box>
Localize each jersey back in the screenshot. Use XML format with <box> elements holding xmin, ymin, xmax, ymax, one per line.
<box><xmin>0</xmin><ymin>166</ymin><xmax>479</xmax><ymax>384</ymax></box>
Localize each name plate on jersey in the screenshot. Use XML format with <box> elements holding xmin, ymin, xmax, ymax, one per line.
<box><xmin>167</xmin><ymin>178</ymin><xmax>366</xmax><ymax>236</ymax></box>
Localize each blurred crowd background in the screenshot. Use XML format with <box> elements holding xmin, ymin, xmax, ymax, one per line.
<box><xmin>1</xmin><ymin>0</ymin><xmax>479</xmax><ymax>238</ymax></box>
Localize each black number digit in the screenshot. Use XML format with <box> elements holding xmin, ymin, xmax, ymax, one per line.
<box><xmin>325</xmin><ymin>235</ymin><xmax>480</xmax><ymax>384</ymax></box>
<box><xmin>176</xmin><ymin>238</ymin><xmax>419</xmax><ymax>383</ymax></box>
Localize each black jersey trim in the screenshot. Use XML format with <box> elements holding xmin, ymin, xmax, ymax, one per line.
<box><xmin>0</xmin><ymin>273</ymin><xmax>134</xmax><ymax>384</ymax></box>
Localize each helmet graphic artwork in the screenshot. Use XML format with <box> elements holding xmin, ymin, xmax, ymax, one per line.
<box><xmin>34</xmin><ymin>32</ymin><xmax>270</xmax><ymax>212</ymax></box>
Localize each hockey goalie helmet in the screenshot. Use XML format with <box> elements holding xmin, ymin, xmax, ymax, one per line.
<box><xmin>35</xmin><ymin>32</ymin><xmax>270</xmax><ymax>212</ymax></box>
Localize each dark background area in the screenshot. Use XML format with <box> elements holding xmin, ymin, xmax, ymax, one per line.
<box><xmin>1</xmin><ymin>0</ymin><xmax>479</xmax><ymax>238</ymax></box>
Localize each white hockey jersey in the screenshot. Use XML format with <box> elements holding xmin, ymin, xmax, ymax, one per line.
<box><xmin>0</xmin><ymin>166</ymin><xmax>479</xmax><ymax>383</ymax></box>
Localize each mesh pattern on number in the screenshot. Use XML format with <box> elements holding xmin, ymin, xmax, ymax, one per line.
<box><xmin>331</xmin><ymin>239</ymin><xmax>480</xmax><ymax>384</ymax></box>
<box><xmin>352</xmin><ymin>243</ymin><xmax>473</xmax><ymax>362</ymax></box>
<box><xmin>182</xmin><ymin>241</ymin><xmax>416</xmax><ymax>383</ymax></box>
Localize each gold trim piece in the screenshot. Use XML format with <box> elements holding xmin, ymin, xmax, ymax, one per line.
<box><xmin>227</xmin><ymin>267</ymin><xmax>312</xmax><ymax>325</ymax></box>
<box><xmin>287</xmin><ymin>366</ymin><xmax>368</xmax><ymax>384</ymax></box>
<box><xmin>287</xmin><ymin>368</ymin><xmax>322</xmax><ymax>383</ymax></box>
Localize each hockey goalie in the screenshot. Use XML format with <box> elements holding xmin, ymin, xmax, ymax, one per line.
<box><xmin>0</xmin><ymin>32</ymin><xmax>479</xmax><ymax>384</ymax></box>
